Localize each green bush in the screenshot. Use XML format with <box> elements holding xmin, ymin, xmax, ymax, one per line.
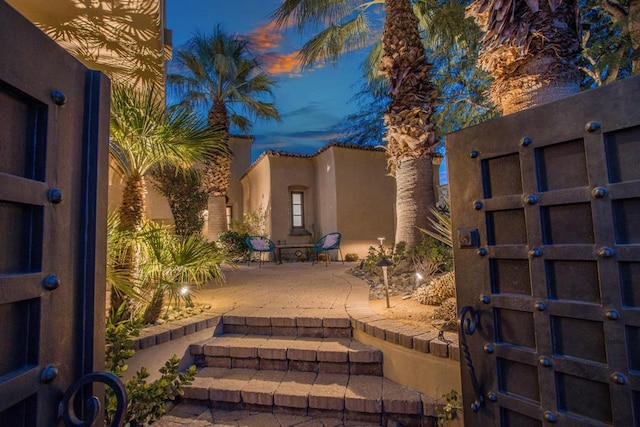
<box><xmin>411</xmin><ymin>236</ymin><xmax>453</xmax><ymax>272</ymax></box>
<box><xmin>218</xmin><ymin>230</ymin><xmax>249</xmax><ymax>257</ymax></box>
<box><xmin>105</xmin><ymin>314</ymin><xmax>197</xmax><ymax>426</ymax></box>
<box><xmin>362</xmin><ymin>242</ymin><xmax>407</xmax><ymax>273</ymax></box>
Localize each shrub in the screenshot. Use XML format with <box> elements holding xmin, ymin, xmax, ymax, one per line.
<box><xmin>218</xmin><ymin>230</ymin><xmax>249</xmax><ymax>257</ymax></box>
<box><xmin>345</xmin><ymin>253</ymin><xmax>359</xmax><ymax>262</ymax></box>
<box><xmin>411</xmin><ymin>236</ymin><xmax>453</xmax><ymax>272</ymax></box>
<box><xmin>362</xmin><ymin>242</ymin><xmax>407</xmax><ymax>273</ymax></box>
<box><xmin>105</xmin><ymin>314</ymin><xmax>197</xmax><ymax>426</ymax></box>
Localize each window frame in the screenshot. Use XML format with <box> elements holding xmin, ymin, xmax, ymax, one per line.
<box><xmin>290</xmin><ymin>191</ymin><xmax>305</xmax><ymax>229</ymax></box>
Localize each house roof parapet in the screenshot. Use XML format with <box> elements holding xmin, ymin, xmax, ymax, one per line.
<box><xmin>241</xmin><ymin>143</ymin><xmax>386</xmax><ymax>180</ymax></box>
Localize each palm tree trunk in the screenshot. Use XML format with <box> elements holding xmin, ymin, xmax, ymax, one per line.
<box><xmin>631</xmin><ymin>0</ymin><xmax>640</xmax><ymax>73</ymax></box>
<box><xmin>395</xmin><ymin>156</ymin><xmax>435</xmax><ymax>246</ymax></box>
<box><xmin>381</xmin><ymin>0</ymin><xmax>439</xmax><ymax>246</ymax></box>
<box><xmin>204</xmin><ymin>100</ymin><xmax>232</xmax><ymax>239</ymax></box>
<box><xmin>142</xmin><ymin>288</ymin><xmax>165</xmax><ymax>324</ymax></box>
<box><xmin>117</xmin><ymin>174</ymin><xmax>146</xmax><ymax>232</ymax></box>
<box><xmin>469</xmin><ymin>0</ymin><xmax>581</xmax><ymax>114</ymax></box>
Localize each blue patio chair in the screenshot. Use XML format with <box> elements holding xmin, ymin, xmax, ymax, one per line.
<box><xmin>246</xmin><ymin>236</ymin><xmax>276</xmax><ymax>267</ymax></box>
<box><xmin>313</xmin><ymin>232</ymin><xmax>344</xmax><ymax>266</ymax></box>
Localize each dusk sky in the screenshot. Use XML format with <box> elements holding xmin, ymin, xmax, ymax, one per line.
<box><xmin>166</xmin><ymin>0</ymin><xmax>379</xmax><ymax>161</ymax></box>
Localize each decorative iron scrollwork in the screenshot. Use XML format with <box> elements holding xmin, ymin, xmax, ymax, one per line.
<box><xmin>459</xmin><ymin>306</ymin><xmax>484</xmax><ymax>412</ymax></box>
<box><xmin>61</xmin><ymin>371</ymin><xmax>127</xmax><ymax>427</ymax></box>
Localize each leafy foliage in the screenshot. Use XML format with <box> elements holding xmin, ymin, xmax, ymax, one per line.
<box><xmin>436</xmin><ymin>390</ymin><xmax>463</xmax><ymax>426</ymax></box>
<box><xmin>218</xmin><ymin>230</ymin><xmax>250</xmax><ymax>258</ymax></box>
<box><xmin>104</xmin><ymin>315</ymin><xmax>197</xmax><ymax>426</ymax></box>
<box><xmin>151</xmin><ymin>166</ymin><xmax>209</xmax><ymax>237</ymax></box>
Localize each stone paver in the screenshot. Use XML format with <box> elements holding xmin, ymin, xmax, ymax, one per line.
<box><xmin>308</xmin><ymin>373</ymin><xmax>349</xmax><ymax>410</ymax></box>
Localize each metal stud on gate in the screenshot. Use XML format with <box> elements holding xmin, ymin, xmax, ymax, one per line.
<box><xmin>539</xmin><ymin>357</ymin><xmax>552</xmax><ymax>367</ymax></box>
<box><xmin>473</xmin><ymin>201</ymin><xmax>483</xmax><ymax>210</ymax></box>
<box><xmin>519</xmin><ymin>136</ymin><xmax>532</xmax><ymax>147</ymax></box>
<box><xmin>40</xmin><ymin>365</ymin><xmax>58</xmax><ymax>382</ymax></box>
<box><xmin>591</xmin><ymin>187</ymin><xmax>608</xmax><ymax>198</ymax></box>
<box><xmin>585</xmin><ymin>121</ymin><xmax>601</xmax><ymax>132</ymax></box>
<box><xmin>524</xmin><ymin>195</ymin><xmax>538</xmax><ymax>205</ymax></box>
<box><xmin>48</xmin><ymin>188</ymin><xmax>63</xmax><ymax>204</ymax></box>
<box><xmin>477</xmin><ymin>247</ymin><xmax>488</xmax><ymax>256</ymax></box>
<box><xmin>544</xmin><ymin>412</ymin><xmax>557</xmax><ymax>423</ymax></box>
<box><xmin>611</xmin><ymin>373</ymin><xmax>627</xmax><ymax>385</ymax></box>
<box><xmin>528</xmin><ymin>248</ymin><xmax>543</xmax><ymax>257</ymax></box>
<box><xmin>51</xmin><ymin>90</ymin><xmax>67</xmax><ymax>106</ymax></box>
<box><xmin>42</xmin><ymin>275</ymin><xmax>60</xmax><ymax>291</ymax></box>
<box><xmin>469</xmin><ymin>150</ymin><xmax>479</xmax><ymax>158</ymax></box>
<box><xmin>479</xmin><ymin>294</ymin><xmax>491</xmax><ymax>304</ymax></box>
<box><xmin>597</xmin><ymin>247</ymin><xmax>615</xmax><ymax>258</ymax></box>
<box><xmin>606</xmin><ymin>310</ymin><xmax>620</xmax><ymax>320</ymax></box>
<box><xmin>483</xmin><ymin>344</ymin><xmax>494</xmax><ymax>354</ymax></box>
<box><xmin>535</xmin><ymin>301</ymin><xmax>547</xmax><ymax>311</ymax></box>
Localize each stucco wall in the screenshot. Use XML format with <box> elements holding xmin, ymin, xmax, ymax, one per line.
<box><xmin>267</xmin><ymin>156</ymin><xmax>316</xmax><ymax>244</ymax></box>
<box><xmin>227</xmin><ymin>136</ymin><xmax>253</xmax><ymax>224</ymax></box>
<box><xmin>322</xmin><ymin>147</ymin><xmax>395</xmax><ymax>257</ymax></box>
<box><xmin>240</xmin><ymin>156</ymin><xmax>272</xmax><ymax>234</ymax></box>
<box><xmin>313</xmin><ymin>149</ymin><xmax>338</xmax><ymax>240</ymax></box>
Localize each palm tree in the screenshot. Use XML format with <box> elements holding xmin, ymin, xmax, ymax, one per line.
<box><xmin>109</xmin><ymin>83</ymin><xmax>226</xmax><ymax>316</ymax></box>
<box><xmin>272</xmin><ymin>0</ymin><xmax>442</xmax><ymax>246</ymax></box>
<box><xmin>168</xmin><ymin>26</ymin><xmax>280</xmax><ymax>237</ymax></box>
<box><xmin>467</xmin><ymin>0</ymin><xmax>582</xmax><ymax>114</ymax></box>
<box><xmin>109</xmin><ymin>83</ymin><xmax>227</xmax><ymax>233</ymax></box>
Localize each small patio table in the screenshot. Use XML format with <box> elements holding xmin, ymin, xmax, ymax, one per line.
<box><xmin>275</xmin><ymin>243</ymin><xmax>314</xmax><ymax>264</ymax></box>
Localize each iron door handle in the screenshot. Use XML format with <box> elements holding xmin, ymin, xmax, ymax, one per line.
<box><xmin>459</xmin><ymin>305</ymin><xmax>484</xmax><ymax>412</ymax></box>
<box><xmin>60</xmin><ymin>371</ymin><xmax>127</xmax><ymax>427</ymax></box>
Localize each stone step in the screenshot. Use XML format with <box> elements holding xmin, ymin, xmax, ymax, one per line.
<box><xmin>189</xmin><ymin>335</ymin><xmax>383</xmax><ymax>376</ymax></box>
<box><xmin>221</xmin><ymin>313</ymin><xmax>353</xmax><ymax>338</ymax></box>
<box><xmin>182</xmin><ymin>367</ymin><xmax>436</xmax><ymax>427</ymax></box>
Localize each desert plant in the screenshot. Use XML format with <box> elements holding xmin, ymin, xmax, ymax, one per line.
<box><xmin>363</xmin><ymin>241</ymin><xmax>407</xmax><ymax>273</ymax></box>
<box><xmin>430</xmin><ymin>297</ymin><xmax>458</xmax><ymax>332</ymax></box>
<box><xmin>104</xmin><ymin>315</ymin><xmax>197</xmax><ymax>426</ymax></box>
<box><xmin>436</xmin><ymin>390</ymin><xmax>463</xmax><ymax>426</ymax></box>
<box><xmin>412</xmin><ymin>271</ymin><xmax>456</xmax><ymax>306</ymax></box>
<box><xmin>137</xmin><ymin>222</ymin><xmax>227</xmax><ymax>324</ymax></box>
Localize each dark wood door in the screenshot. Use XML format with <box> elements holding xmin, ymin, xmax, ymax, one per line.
<box><xmin>0</xmin><ymin>3</ymin><xmax>112</xmax><ymax>425</ymax></box>
<box><xmin>447</xmin><ymin>75</ymin><xmax>640</xmax><ymax>426</ymax></box>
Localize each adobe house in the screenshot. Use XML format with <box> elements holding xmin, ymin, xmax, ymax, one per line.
<box><xmin>240</xmin><ymin>144</ymin><xmax>397</xmax><ymax>259</ymax></box>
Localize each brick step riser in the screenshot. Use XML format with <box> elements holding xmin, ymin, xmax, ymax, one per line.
<box><xmin>195</xmin><ymin>355</ymin><xmax>383</xmax><ymax>376</ymax></box>
<box><xmin>183</xmin><ymin>399</ymin><xmax>434</xmax><ymax>427</ymax></box>
<box><xmin>222</xmin><ymin>323</ymin><xmax>352</xmax><ymax>338</ymax></box>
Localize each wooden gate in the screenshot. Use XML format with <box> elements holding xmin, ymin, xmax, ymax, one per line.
<box><xmin>0</xmin><ymin>3</ymin><xmax>120</xmax><ymax>426</ymax></box>
<box><xmin>447</xmin><ymin>75</ymin><xmax>640</xmax><ymax>426</ymax></box>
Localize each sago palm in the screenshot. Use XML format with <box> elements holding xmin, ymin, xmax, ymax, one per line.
<box><xmin>467</xmin><ymin>0</ymin><xmax>582</xmax><ymax>114</ymax></box>
<box><xmin>272</xmin><ymin>0</ymin><xmax>441</xmax><ymax>246</ymax></box>
<box><xmin>168</xmin><ymin>26</ymin><xmax>280</xmax><ymax>236</ymax></box>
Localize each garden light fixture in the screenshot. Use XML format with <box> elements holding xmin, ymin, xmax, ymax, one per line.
<box><xmin>376</xmin><ymin>258</ymin><xmax>394</xmax><ymax>308</ymax></box>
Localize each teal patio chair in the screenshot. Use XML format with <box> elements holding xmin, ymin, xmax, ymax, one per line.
<box><xmin>246</xmin><ymin>236</ymin><xmax>276</xmax><ymax>267</ymax></box>
<box><xmin>313</xmin><ymin>232</ymin><xmax>344</xmax><ymax>266</ymax></box>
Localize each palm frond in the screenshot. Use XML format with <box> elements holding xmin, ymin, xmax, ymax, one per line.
<box><xmin>298</xmin><ymin>12</ymin><xmax>370</xmax><ymax>68</ymax></box>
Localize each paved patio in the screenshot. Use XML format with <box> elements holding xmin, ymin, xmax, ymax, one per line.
<box><xmin>130</xmin><ymin>262</ymin><xmax>459</xmax><ymax>427</ymax></box>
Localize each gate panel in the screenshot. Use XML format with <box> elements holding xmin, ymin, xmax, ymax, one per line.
<box><xmin>447</xmin><ymin>75</ymin><xmax>640</xmax><ymax>426</ymax></box>
<box><xmin>0</xmin><ymin>3</ymin><xmax>110</xmax><ymax>426</ymax></box>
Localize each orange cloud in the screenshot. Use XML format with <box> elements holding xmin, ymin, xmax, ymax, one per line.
<box><xmin>246</xmin><ymin>21</ymin><xmax>283</xmax><ymax>53</ymax></box>
<box><xmin>262</xmin><ymin>51</ymin><xmax>303</xmax><ymax>76</ymax></box>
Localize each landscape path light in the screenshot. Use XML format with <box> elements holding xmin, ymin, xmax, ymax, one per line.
<box><xmin>376</xmin><ymin>258</ymin><xmax>394</xmax><ymax>308</ymax></box>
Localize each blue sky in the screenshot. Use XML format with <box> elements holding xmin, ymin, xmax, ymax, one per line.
<box><xmin>166</xmin><ymin>0</ymin><xmax>372</xmax><ymax>161</ymax></box>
